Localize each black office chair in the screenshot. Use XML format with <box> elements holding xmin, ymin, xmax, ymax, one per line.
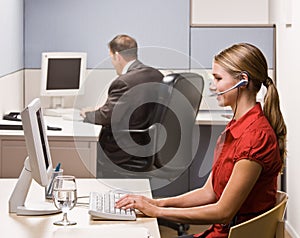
<box><xmin>152</xmin><ymin>72</ymin><xmax>204</xmax><ymax>236</ymax></box>
<box><xmin>97</xmin><ymin>72</ymin><xmax>204</xmax><ymax>236</ymax></box>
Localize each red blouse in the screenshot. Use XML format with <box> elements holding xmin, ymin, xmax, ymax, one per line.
<box><xmin>194</xmin><ymin>103</ymin><xmax>282</xmax><ymax>238</ymax></box>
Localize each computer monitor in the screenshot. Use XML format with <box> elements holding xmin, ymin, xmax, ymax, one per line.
<box><xmin>9</xmin><ymin>98</ymin><xmax>59</xmax><ymax>215</ymax></box>
<box><xmin>40</xmin><ymin>52</ymin><xmax>87</xmax><ymax>110</ymax></box>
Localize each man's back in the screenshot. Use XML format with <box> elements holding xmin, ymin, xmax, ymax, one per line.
<box><xmin>98</xmin><ymin>60</ymin><xmax>164</xmax><ymax>168</ymax></box>
<box><xmin>82</xmin><ymin>34</ymin><xmax>164</xmax><ymax>172</ymax></box>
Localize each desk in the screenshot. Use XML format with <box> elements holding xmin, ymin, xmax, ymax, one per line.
<box><xmin>0</xmin><ymin>178</ymin><xmax>160</xmax><ymax>238</ymax></box>
<box><xmin>0</xmin><ymin>116</ymin><xmax>101</xmax><ymax>178</ymax></box>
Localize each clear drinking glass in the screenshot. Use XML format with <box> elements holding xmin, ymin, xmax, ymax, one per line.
<box><xmin>52</xmin><ymin>175</ymin><xmax>77</xmax><ymax>226</ymax></box>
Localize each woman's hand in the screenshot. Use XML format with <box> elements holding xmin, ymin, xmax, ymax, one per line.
<box><xmin>115</xmin><ymin>194</ymin><xmax>160</xmax><ymax>217</ymax></box>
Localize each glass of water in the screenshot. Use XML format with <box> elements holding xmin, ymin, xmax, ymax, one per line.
<box><xmin>52</xmin><ymin>175</ymin><xmax>77</xmax><ymax>226</ymax></box>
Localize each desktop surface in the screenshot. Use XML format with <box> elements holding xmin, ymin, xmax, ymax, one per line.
<box><xmin>0</xmin><ymin>115</ymin><xmax>101</xmax><ymax>138</ymax></box>
<box><xmin>0</xmin><ymin>178</ymin><xmax>160</xmax><ymax>238</ymax></box>
<box><xmin>53</xmin><ymin>226</ymin><xmax>150</xmax><ymax>238</ymax></box>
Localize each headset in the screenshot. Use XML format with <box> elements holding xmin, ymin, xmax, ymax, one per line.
<box><xmin>210</xmin><ymin>71</ymin><xmax>249</xmax><ymax>96</ymax></box>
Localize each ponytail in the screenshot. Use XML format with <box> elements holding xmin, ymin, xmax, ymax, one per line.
<box><xmin>263</xmin><ymin>77</ymin><xmax>287</xmax><ymax>165</ymax></box>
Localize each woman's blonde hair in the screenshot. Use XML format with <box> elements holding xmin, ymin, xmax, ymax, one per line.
<box><xmin>214</xmin><ymin>43</ymin><xmax>287</xmax><ymax>164</ymax></box>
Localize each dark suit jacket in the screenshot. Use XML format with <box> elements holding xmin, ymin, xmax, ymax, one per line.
<box><xmin>84</xmin><ymin>60</ymin><xmax>164</xmax><ymax>169</ymax></box>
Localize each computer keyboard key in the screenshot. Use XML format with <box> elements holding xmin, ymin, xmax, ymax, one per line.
<box><xmin>88</xmin><ymin>191</ymin><xmax>136</xmax><ymax>221</ymax></box>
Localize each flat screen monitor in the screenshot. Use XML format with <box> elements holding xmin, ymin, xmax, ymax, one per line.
<box><xmin>22</xmin><ymin>98</ymin><xmax>53</xmax><ymax>185</ymax></box>
<box><xmin>40</xmin><ymin>52</ymin><xmax>86</xmax><ymax>112</ymax></box>
<box><xmin>41</xmin><ymin>52</ymin><xmax>86</xmax><ymax>97</ymax></box>
<box><xmin>9</xmin><ymin>98</ymin><xmax>59</xmax><ymax>215</ymax></box>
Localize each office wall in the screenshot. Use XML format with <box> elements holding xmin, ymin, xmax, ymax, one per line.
<box><xmin>190</xmin><ymin>27</ymin><xmax>274</xmax><ymax>69</ymax></box>
<box><xmin>270</xmin><ymin>0</ymin><xmax>300</xmax><ymax>237</ymax></box>
<box><xmin>0</xmin><ymin>0</ymin><xmax>24</xmax><ymax>117</ymax></box>
<box><xmin>24</xmin><ymin>0</ymin><xmax>189</xmax><ymax>69</ymax></box>
<box><xmin>0</xmin><ymin>0</ymin><xmax>24</xmax><ymax>77</ymax></box>
<box><xmin>24</xmin><ymin>0</ymin><xmax>274</xmax><ymax>111</ymax></box>
<box><xmin>24</xmin><ymin>69</ymin><xmax>117</xmax><ymax>108</ymax></box>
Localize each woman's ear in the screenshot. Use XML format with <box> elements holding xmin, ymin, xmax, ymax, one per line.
<box><xmin>239</xmin><ymin>71</ymin><xmax>249</xmax><ymax>87</ymax></box>
<box><xmin>240</xmin><ymin>71</ymin><xmax>249</xmax><ymax>80</ymax></box>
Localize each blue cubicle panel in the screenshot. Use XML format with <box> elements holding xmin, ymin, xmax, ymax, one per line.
<box><xmin>24</xmin><ymin>0</ymin><xmax>190</xmax><ymax>69</ymax></box>
<box><xmin>0</xmin><ymin>0</ymin><xmax>23</xmax><ymax>77</ymax></box>
<box><xmin>190</xmin><ymin>26</ymin><xmax>275</xmax><ymax>69</ymax></box>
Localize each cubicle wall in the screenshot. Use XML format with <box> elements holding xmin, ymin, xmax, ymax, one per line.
<box><xmin>0</xmin><ymin>0</ymin><xmax>24</xmax><ymax>118</ymax></box>
<box><xmin>24</xmin><ymin>0</ymin><xmax>190</xmax><ymax>69</ymax></box>
<box><xmin>24</xmin><ymin>0</ymin><xmax>275</xmax><ymax>110</ymax></box>
<box><xmin>190</xmin><ymin>26</ymin><xmax>274</xmax><ymax>69</ymax></box>
<box><xmin>24</xmin><ymin>0</ymin><xmax>274</xmax><ymax>70</ymax></box>
<box><xmin>0</xmin><ymin>71</ymin><xmax>24</xmax><ymax>117</ymax></box>
<box><xmin>0</xmin><ymin>0</ymin><xmax>23</xmax><ymax>77</ymax></box>
<box><xmin>191</xmin><ymin>26</ymin><xmax>274</xmax><ymax>111</ymax></box>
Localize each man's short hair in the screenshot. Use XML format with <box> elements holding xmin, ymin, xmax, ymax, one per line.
<box><xmin>108</xmin><ymin>34</ymin><xmax>138</xmax><ymax>60</ymax></box>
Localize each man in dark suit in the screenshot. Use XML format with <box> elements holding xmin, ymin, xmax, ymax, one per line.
<box><xmin>81</xmin><ymin>34</ymin><xmax>164</xmax><ymax>172</ymax></box>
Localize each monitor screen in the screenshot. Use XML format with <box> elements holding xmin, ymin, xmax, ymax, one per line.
<box><xmin>36</xmin><ymin>108</ymin><xmax>50</xmax><ymax>170</ymax></box>
<box><xmin>21</xmin><ymin>98</ymin><xmax>53</xmax><ymax>186</ymax></box>
<box><xmin>40</xmin><ymin>52</ymin><xmax>87</xmax><ymax>97</ymax></box>
<box><xmin>46</xmin><ymin>58</ymin><xmax>81</xmax><ymax>91</ymax></box>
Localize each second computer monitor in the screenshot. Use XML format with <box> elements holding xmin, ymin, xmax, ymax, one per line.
<box><xmin>40</xmin><ymin>52</ymin><xmax>86</xmax><ymax>97</ymax></box>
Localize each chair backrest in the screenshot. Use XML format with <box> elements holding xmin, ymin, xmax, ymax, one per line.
<box><xmin>97</xmin><ymin>72</ymin><xmax>204</xmax><ymax>176</ymax></box>
<box><xmin>152</xmin><ymin>72</ymin><xmax>204</xmax><ymax>168</ymax></box>
<box><xmin>228</xmin><ymin>191</ymin><xmax>288</xmax><ymax>238</ymax></box>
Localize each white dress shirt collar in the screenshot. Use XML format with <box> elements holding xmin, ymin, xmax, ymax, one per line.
<box><xmin>121</xmin><ymin>60</ymin><xmax>136</xmax><ymax>75</ymax></box>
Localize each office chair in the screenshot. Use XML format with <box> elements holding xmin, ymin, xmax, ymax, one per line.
<box><xmin>97</xmin><ymin>72</ymin><xmax>204</xmax><ymax>172</ymax></box>
<box><xmin>228</xmin><ymin>191</ymin><xmax>288</xmax><ymax>238</ymax></box>
<box><xmin>97</xmin><ymin>72</ymin><xmax>204</xmax><ymax>235</ymax></box>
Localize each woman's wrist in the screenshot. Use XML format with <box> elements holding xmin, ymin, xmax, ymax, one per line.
<box><xmin>155</xmin><ymin>206</ymin><xmax>164</xmax><ymax>217</ymax></box>
<box><xmin>155</xmin><ymin>198</ymin><xmax>168</xmax><ymax>207</ymax></box>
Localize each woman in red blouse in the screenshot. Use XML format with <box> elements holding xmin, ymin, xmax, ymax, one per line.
<box><xmin>116</xmin><ymin>43</ymin><xmax>287</xmax><ymax>238</ymax></box>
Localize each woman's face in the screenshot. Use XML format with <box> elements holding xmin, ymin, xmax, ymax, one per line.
<box><xmin>211</xmin><ymin>62</ymin><xmax>239</xmax><ymax>108</ymax></box>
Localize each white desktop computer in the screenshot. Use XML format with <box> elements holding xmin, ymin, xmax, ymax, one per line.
<box><xmin>40</xmin><ymin>52</ymin><xmax>86</xmax><ymax>121</ymax></box>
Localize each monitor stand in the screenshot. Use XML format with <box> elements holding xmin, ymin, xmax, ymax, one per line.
<box><xmin>43</xmin><ymin>96</ymin><xmax>78</xmax><ymax>117</ymax></box>
<box><xmin>51</xmin><ymin>96</ymin><xmax>65</xmax><ymax>109</ymax></box>
<box><xmin>8</xmin><ymin>157</ymin><xmax>60</xmax><ymax>216</ymax></box>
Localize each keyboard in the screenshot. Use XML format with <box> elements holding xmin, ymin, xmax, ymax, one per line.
<box><xmin>43</xmin><ymin>108</ymin><xmax>80</xmax><ymax>117</ymax></box>
<box><xmin>62</xmin><ymin>113</ymin><xmax>83</xmax><ymax>121</ymax></box>
<box><xmin>88</xmin><ymin>191</ymin><xmax>136</xmax><ymax>221</ymax></box>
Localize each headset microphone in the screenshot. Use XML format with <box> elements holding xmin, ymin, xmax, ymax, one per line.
<box><xmin>210</xmin><ymin>79</ymin><xmax>248</xmax><ymax>97</ymax></box>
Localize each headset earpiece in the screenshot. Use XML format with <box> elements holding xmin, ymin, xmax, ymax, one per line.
<box><xmin>239</xmin><ymin>71</ymin><xmax>249</xmax><ymax>86</ymax></box>
<box><xmin>238</xmin><ymin>79</ymin><xmax>248</xmax><ymax>87</ymax></box>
